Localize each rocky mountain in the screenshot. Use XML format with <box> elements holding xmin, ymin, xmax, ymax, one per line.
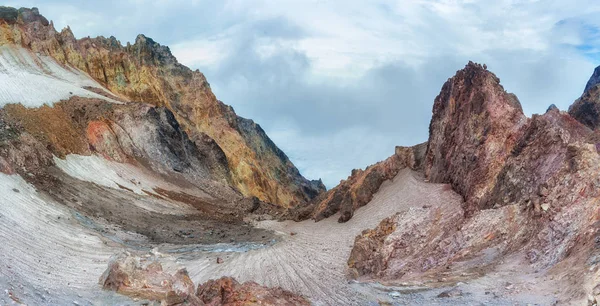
<box><xmin>0</xmin><ymin>7</ymin><xmax>324</xmax><ymax>208</ymax></box>
<box><xmin>347</xmin><ymin>62</ymin><xmax>600</xmax><ymax>304</ymax></box>
<box><xmin>3</xmin><ymin>6</ymin><xmax>600</xmax><ymax>306</ymax></box>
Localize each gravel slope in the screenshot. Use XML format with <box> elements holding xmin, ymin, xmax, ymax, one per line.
<box><xmin>182</xmin><ymin>169</ymin><xmax>464</xmax><ymax>305</ymax></box>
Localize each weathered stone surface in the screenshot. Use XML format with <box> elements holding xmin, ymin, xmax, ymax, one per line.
<box><xmin>100</xmin><ymin>254</ymin><xmax>200</xmax><ymax>305</ymax></box>
<box><xmin>348</xmin><ymin>202</ymin><xmax>464</xmax><ymax>280</ymax></box>
<box><xmin>196</xmin><ymin>276</ymin><xmax>310</xmax><ymax>306</ymax></box>
<box><xmin>0</xmin><ymin>98</ymin><xmax>232</xmax><ymax>184</ymax></box>
<box><xmin>348</xmin><ymin>63</ymin><xmax>600</xmax><ymax>304</ymax></box>
<box><xmin>0</xmin><ymin>7</ymin><xmax>324</xmax><ymax>207</ymax></box>
<box><xmin>425</xmin><ymin>61</ymin><xmax>528</xmax><ymax>215</ymax></box>
<box><xmin>301</xmin><ymin>143</ymin><xmax>426</xmax><ymax>223</ymax></box>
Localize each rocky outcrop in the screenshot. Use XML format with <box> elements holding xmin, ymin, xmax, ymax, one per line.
<box><xmin>0</xmin><ymin>98</ymin><xmax>232</xmax><ymax>184</ymax></box>
<box><xmin>348</xmin><ymin>201</ymin><xmax>464</xmax><ymax>280</ymax></box>
<box><xmin>292</xmin><ymin>143</ymin><xmax>426</xmax><ymax>223</ymax></box>
<box><xmin>196</xmin><ymin>277</ymin><xmax>310</xmax><ymax>306</ymax></box>
<box><xmin>100</xmin><ymin>254</ymin><xmax>199</xmax><ymax>305</ymax></box>
<box><xmin>0</xmin><ymin>7</ymin><xmax>324</xmax><ymax>207</ymax></box>
<box><xmin>425</xmin><ymin>61</ymin><xmax>528</xmax><ymax>214</ymax></box>
<box><xmin>348</xmin><ymin>62</ymin><xmax>600</xmax><ymax>303</ymax></box>
<box><xmin>100</xmin><ymin>254</ymin><xmax>310</xmax><ymax>306</ymax></box>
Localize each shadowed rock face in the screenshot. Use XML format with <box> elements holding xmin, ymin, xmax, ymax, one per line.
<box><xmin>569</xmin><ymin>68</ymin><xmax>600</xmax><ymax>130</ymax></box>
<box><xmin>0</xmin><ymin>7</ymin><xmax>324</xmax><ymax>207</ymax></box>
<box><xmin>0</xmin><ymin>98</ymin><xmax>231</xmax><ymax>184</ymax></box>
<box><xmin>425</xmin><ymin>61</ymin><xmax>528</xmax><ymax>215</ymax></box>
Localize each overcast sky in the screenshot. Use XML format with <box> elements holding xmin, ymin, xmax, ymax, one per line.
<box><xmin>8</xmin><ymin>0</ymin><xmax>600</xmax><ymax>187</ymax></box>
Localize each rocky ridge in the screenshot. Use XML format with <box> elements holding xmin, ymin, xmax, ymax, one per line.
<box><xmin>0</xmin><ymin>6</ymin><xmax>324</xmax><ymax>207</ymax></box>
<box><xmin>347</xmin><ymin>62</ymin><xmax>600</xmax><ymax>304</ymax></box>
<box><xmin>293</xmin><ymin>143</ymin><xmax>427</xmax><ymax>223</ymax></box>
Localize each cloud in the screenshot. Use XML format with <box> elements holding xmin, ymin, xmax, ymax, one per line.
<box><xmin>7</xmin><ymin>0</ymin><xmax>600</xmax><ymax>187</ymax></box>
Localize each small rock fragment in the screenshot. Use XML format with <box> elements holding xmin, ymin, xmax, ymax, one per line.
<box><xmin>437</xmin><ymin>288</ymin><xmax>463</xmax><ymax>298</ymax></box>
<box><xmin>388</xmin><ymin>291</ymin><xmax>401</xmax><ymax>298</ymax></box>
<box><xmin>541</xmin><ymin>204</ymin><xmax>550</xmax><ymax>212</ymax></box>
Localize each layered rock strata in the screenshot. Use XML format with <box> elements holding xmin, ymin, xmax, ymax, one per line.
<box><xmin>0</xmin><ymin>6</ymin><xmax>324</xmax><ymax>207</ymax></box>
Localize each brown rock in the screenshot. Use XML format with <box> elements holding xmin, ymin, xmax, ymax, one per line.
<box><xmin>99</xmin><ymin>254</ymin><xmax>200</xmax><ymax>305</ymax></box>
<box><xmin>425</xmin><ymin>61</ymin><xmax>528</xmax><ymax>215</ymax></box>
<box><xmin>437</xmin><ymin>288</ymin><xmax>463</xmax><ymax>298</ymax></box>
<box><xmin>0</xmin><ymin>7</ymin><xmax>325</xmax><ymax>207</ymax></box>
<box><xmin>196</xmin><ymin>276</ymin><xmax>310</xmax><ymax>306</ymax></box>
<box><xmin>304</xmin><ymin>143</ymin><xmax>427</xmax><ymax>222</ymax></box>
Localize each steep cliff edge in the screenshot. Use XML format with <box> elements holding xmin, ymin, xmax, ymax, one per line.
<box><xmin>0</xmin><ymin>6</ymin><xmax>324</xmax><ymax>207</ymax></box>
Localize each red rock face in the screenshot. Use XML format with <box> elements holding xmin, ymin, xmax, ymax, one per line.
<box><xmin>196</xmin><ymin>276</ymin><xmax>310</xmax><ymax>306</ymax></box>
<box><xmin>425</xmin><ymin>62</ymin><xmax>528</xmax><ymax>215</ymax></box>
<box><xmin>86</xmin><ymin>120</ymin><xmax>128</xmax><ymax>163</ymax></box>
<box><xmin>300</xmin><ymin>143</ymin><xmax>426</xmax><ymax>223</ymax></box>
<box><xmin>348</xmin><ymin>62</ymin><xmax>600</xmax><ymax>303</ymax></box>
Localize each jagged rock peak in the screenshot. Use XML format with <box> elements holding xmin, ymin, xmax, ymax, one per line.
<box><xmin>546</xmin><ymin>104</ymin><xmax>559</xmax><ymax>113</ymax></box>
<box><xmin>584</xmin><ymin>65</ymin><xmax>600</xmax><ymax>94</ymax></box>
<box><xmin>569</xmin><ymin>65</ymin><xmax>600</xmax><ymax>130</ymax></box>
<box><xmin>425</xmin><ymin>61</ymin><xmax>527</xmax><ymax>214</ymax></box>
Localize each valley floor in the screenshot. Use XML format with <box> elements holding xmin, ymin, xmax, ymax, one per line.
<box><xmin>0</xmin><ymin>167</ymin><xmax>568</xmax><ymax>305</ymax></box>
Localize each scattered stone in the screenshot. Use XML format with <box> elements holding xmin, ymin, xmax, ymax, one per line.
<box><xmin>541</xmin><ymin>204</ymin><xmax>550</xmax><ymax>212</ymax></box>
<box><xmin>437</xmin><ymin>288</ymin><xmax>463</xmax><ymax>298</ymax></box>
<box><xmin>290</xmin><ymin>232</ymin><xmax>297</xmax><ymax>236</ymax></box>
<box><xmin>99</xmin><ymin>253</ymin><xmax>198</xmax><ymax>305</ymax></box>
<box><xmin>388</xmin><ymin>291</ymin><xmax>401</xmax><ymax>298</ymax></box>
<box><xmin>11</xmin><ymin>188</ymin><xmax>19</xmax><ymax>193</ymax></box>
<box><xmin>216</xmin><ymin>257</ymin><xmax>224</xmax><ymax>264</ymax></box>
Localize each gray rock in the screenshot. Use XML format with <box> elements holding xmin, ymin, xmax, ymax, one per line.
<box><xmin>437</xmin><ymin>288</ymin><xmax>463</xmax><ymax>298</ymax></box>
<box><xmin>0</xmin><ymin>6</ymin><xmax>18</xmax><ymax>23</ymax></box>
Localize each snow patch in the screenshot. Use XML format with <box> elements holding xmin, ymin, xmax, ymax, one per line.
<box><xmin>0</xmin><ymin>173</ymin><xmax>119</xmax><ymax>302</ymax></box>
<box><xmin>0</xmin><ymin>46</ymin><xmax>118</xmax><ymax>107</ymax></box>
<box><xmin>53</xmin><ymin>154</ymin><xmax>156</xmax><ymax>195</ymax></box>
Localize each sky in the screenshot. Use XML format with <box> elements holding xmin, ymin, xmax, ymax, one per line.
<box><xmin>8</xmin><ymin>0</ymin><xmax>600</xmax><ymax>188</ymax></box>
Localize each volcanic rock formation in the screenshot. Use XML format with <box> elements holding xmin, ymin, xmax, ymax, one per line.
<box><xmin>0</xmin><ymin>7</ymin><xmax>320</xmax><ymax>305</ymax></box>
<box><xmin>0</xmin><ymin>6</ymin><xmax>324</xmax><ymax>207</ymax></box>
<box><xmin>5</xmin><ymin>5</ymin><xmax>600</xmax><ymax>306</ymax></box>
<box><xmin>347</xmin><ymin>62</ymin><xmax>600</xmax><ymax>304</ymax></box>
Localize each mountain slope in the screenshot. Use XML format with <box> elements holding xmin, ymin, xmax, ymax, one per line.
<box><xmin>0</xmin><ymin>6</ymin><xmax>324</xmax><ymax>207</ymax></box>
<box><xmin>347</xmin><ymin>62</ymin><xmax>600</xmax><ymax>305</ymax></box>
